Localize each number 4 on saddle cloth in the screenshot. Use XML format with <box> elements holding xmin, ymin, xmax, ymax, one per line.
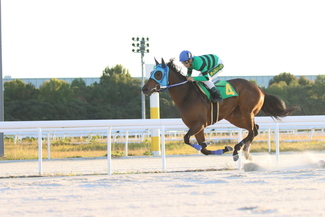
<box><xmin>195</xmin><ymin>80</ymin><xmax>238</xmax><ymax>102</ymax></box>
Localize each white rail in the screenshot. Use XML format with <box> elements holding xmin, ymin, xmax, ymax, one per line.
<box><xmin>0</xmin><ymin>115</ymin><xmax>325</xmax><ymax>175</ymax></box>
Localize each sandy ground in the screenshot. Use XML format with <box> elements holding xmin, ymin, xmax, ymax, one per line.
<box><xmin>1</xmin><ymin>152</ymin><xmax>325</xmax><ymax>217</ymax></box>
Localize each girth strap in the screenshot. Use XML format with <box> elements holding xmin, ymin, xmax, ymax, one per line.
<box><xmin>210</xmin><ymin>101</ymin><xmax>219</xmax><ymax>125</ymax></box>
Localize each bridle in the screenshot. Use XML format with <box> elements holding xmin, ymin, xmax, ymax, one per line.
<box><xmin>149</xmin><ymin>63</ymin><xmax>188</xmax><ymax>92</ymax></box>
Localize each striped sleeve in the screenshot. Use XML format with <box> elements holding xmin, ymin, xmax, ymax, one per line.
<box><xmin>198</xmin><ymin>54</ymin><xmax>219</xmax><ymax>78</ymax></box>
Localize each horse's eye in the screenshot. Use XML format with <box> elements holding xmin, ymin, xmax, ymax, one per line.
<box><xmin>154</xmin><ymin>71</ymin><xmax>162</xmax><ymax>80</ymax></box>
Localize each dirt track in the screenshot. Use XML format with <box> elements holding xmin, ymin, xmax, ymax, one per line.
<box><xmin>1</xmin><ymin>152</ymin><xmax>325</xmax><ymax>217</ymax></box>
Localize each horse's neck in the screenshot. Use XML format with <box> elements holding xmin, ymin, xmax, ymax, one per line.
<box><xmin>168</xmin><ymin>73</ymin><xmax>198</xmax><ymax>106</ymax></box>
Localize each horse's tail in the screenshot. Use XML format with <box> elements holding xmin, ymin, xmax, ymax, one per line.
<box><xmin>261</xmin><ymin>93</ymin><xmax>296</xmax><ymax>120</ymax></box>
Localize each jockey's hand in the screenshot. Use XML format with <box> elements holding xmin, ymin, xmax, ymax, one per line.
<box><xmin>186</xmin><ymin>76</ymin><xmax>194</xmax><ymax>82</ymax></box>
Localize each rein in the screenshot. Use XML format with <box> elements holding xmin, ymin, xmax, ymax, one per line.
<box><xmin>157</xmin><ymin>80</ymin><xmax>188</xmax><ymax>92</ymax></box>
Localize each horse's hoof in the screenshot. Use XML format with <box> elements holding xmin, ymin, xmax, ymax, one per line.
<box><xmin>201</xmin><ymin>149</ymin><xmax>209</xmax><ymax>155</ymax></box>
<box><xmin>201</xmin><ymin>141</ymin><xmax>211</xmax><ymax>148</ymax></box>
<box><xmin>233</xmin><ymin>154</ymin><xmax>239</xmax><ymax>161</ymax></box>
<box><xmin>244</xmin><ymin>153</ymin><xmax>253</xmax><ymax>161</ymax></box>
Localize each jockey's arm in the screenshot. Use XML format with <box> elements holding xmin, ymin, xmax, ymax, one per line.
<box><xmin>192</xmin><ymin>71</ymin><xmax>209</xmax><ymax>81</ymax></box>
<box><xmin>186</xmin><ymin>69</ymin><xmax>193</xmax><ymax>77</ymax></box>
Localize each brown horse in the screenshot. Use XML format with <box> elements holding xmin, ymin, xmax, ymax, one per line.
<box><xmin>142</xmin><ymin>58</ymin><xmax>295</xmax><ymax>161</ymax></box>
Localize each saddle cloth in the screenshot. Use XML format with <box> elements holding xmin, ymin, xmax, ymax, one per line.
<box><xmin>196</xmin><ymin>80</ymin><xmax>238</xmax><ymax>101</ymax></box>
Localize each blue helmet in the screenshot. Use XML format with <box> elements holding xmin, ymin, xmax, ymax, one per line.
<box><xmin>179</xmin><ymin>50</ymin><xmax>193</xmax><ymax>62</ymax></box>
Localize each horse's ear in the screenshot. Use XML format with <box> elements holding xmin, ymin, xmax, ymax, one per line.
<box><xmin>161</xmin><ymin>58</ymin><xmax>166</xmax><ymax>68</ymax></box>
<box><xmin>154</xmin><ymin>58</ymin><xmax>159</xmax><ymax>65</ymax></box>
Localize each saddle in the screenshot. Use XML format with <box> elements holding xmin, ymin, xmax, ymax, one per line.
<box><xmin>194</xmin><ymin>80</ymin><xmax>238</xmax><ymax>125</ymax></box>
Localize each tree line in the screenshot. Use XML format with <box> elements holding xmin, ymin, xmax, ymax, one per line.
<box><xmin>4</xmin><ymin>64</ymin><xmax>325</xmax><ymax>121</ymax></box>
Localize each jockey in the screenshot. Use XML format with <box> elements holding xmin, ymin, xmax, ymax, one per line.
<box><xmin>179</xmin><ymin>50</ymin><xmax>223</xmax><ymax>103</ymax></box>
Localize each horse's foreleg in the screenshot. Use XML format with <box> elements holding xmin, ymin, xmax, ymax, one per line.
<box><xmin>194</xmin><ymin>131</ymin><xmax>233</xmax><ymax>155</ymax></box>
<box><xmin>184</xmin><ymin>126</ymin><xmax>212</xmax><ymax>154</ymax></box>
<box><xmin>183</xmin><ymin>125</ymin><xmax>205</xmax><ymax>151</ymax></box>
<box><xmin>184</xmin><ymin>125</ymin><xmax>204</xmax><ymax>145</ymax></box>
<box><xmin>184</xmin><ymin>125</ymin><xmax>233</xmax><ymax>155</ymax></box>
<box><xmin>192</xmin><ymin>130</ymin><xmax>210</xmax><ymax>155</ymax></box>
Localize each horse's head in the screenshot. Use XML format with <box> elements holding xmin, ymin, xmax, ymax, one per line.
<box><xmin>142</xmin><ymin>58</ymin><xmax>169</xmax><ymax>96</ymax></box>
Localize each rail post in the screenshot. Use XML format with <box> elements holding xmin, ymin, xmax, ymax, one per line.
<box><xmin>150</xmin><ymin>93</ymin><xmax>161</xmax><ymax>155</ymax></box>
<box><xmin>107</xmin><ymin>127</ymin><xmax>112</xmax><ymax>175</ymax></box>
<box><xmin>275</xmin><ymin>123</ymin><xmax>280</xmax><ymax>165</ymax></box>
<box><xmin>161</xmin><ymin>126</ymin><xmax>166</xmax><ymax>172</ymax></box>
<box><xmin>38</xmin><ymin>128</ymin><xmax>43</xmax><ymax>175</ymax></box>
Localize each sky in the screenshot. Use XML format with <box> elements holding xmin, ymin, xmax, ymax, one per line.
<box><xmin>1</xmin><ymin>0</ymin><xmax>325</xmax><ymax>79</ymax></box>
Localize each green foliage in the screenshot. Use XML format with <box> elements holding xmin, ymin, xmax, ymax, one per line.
<box><xmin>298</xmin><ymin>76</ymin><xmax>314</xmax><ymax>86</ymax></box>
<box><xmin>268</xmin><ymin>72</ymin><xmax>298</xmax><ymax>86</ymax></box>
<box><xmin>89</xmin><ymin>65</ymin><xmax>144</xmax><ymax>119</ymax></box>
<box><xmin>266</xmin><ymin>81</ymin><xmax>288</xmax><ymax>96</ymax></box>
<box><xmin>71</xmin><ymin>78</ymin><xmax>92</xmax><ymax>102</ymax></box>
<box><xmin>39</xmin><ymin>78</ymin><xmax>73</xmax><ymax>103</ymax></box>
<box><xmin>5</xmin><ymin>100</ymin><xmax>56</xmax><ymax>120</ymax></box>
<box><xmin>4</xmin><ymin>79</ymin><xmax>39</xmax><ymax>101</ymax></box>
<box><xmin>262</xmin><ymin>73</ymin><xmax>325</xmax><ymax>116</ymax></box>
<box><xmin>312</xmin><ymin>75</ymin><xmax>325</xmax><ymax>101</ymax></box>
<box><xmin>4</xmin><ymin>66</ymin><xmax>325</xmax><ymax>120</ymax></box>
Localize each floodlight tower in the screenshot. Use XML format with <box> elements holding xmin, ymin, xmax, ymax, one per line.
<box><xmin>132</xmin><ymin>37</ymin><xmax>149</xmax><ymax>119</ymax></box>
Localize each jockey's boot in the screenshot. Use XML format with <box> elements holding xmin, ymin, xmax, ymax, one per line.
<box><xmin>210</xmin><ymin>87</ymin><xmax>223</xmax><ymax>103</ymax></box>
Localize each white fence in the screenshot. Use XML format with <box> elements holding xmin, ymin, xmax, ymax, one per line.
<box><xmin>0</xmin><ymin>115</ymin><xmax>325</xmax><ymax>175</ymax></box>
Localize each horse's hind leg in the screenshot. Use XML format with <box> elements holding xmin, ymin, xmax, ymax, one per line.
<box><xmin>242</xmin><ymin>124</ymin><xmax>259</xmax><ymax>160</ymax></box>
<box><xmin>227</xmin><ymin>111</ymin><xmax>259</xmax><ymax>161</ymax></box>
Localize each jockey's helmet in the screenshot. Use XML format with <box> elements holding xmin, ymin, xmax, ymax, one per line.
<box><xmin>179</xmin><ymin>50</ymin><xmax>193</xmax><ymax>62</ymax></box>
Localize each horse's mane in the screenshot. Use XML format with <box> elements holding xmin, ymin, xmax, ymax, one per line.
<box><xmin>166</xmin><ymin>58</ymin><xmax>205</xmax><ymax>99</ymax></box>
<box><xmin>167</xmin><ymin>58</ymin><xmax>186</xmax><ymax>78</ymax></box>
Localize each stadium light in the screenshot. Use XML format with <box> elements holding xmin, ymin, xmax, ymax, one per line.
<box><xmin>132</xmin><ymin>37</ymin><xmax>149</xmax><ymax>119</ymax></box>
